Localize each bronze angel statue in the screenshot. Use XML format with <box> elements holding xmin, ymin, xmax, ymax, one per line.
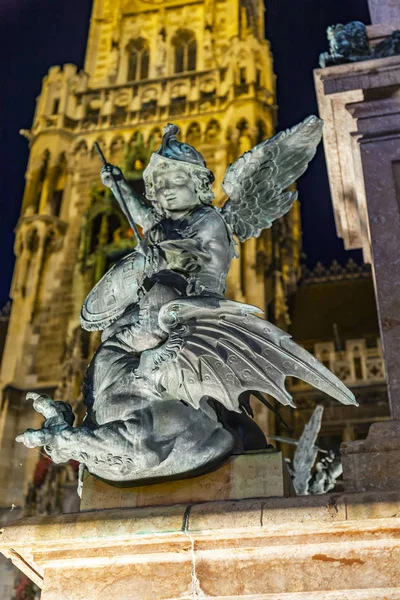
<box><xmin>17</xmin><ymin>117</ymin><xmax>357</xmax><ymax>485</ymax></box>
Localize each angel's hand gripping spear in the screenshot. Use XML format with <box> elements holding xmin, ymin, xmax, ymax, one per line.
<box><xmin>93</xmin><ymin>141</ymin><xmax>144</xmax><ymax>249</ymax></box>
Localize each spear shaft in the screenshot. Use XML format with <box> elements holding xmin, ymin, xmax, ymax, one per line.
<box><xmin>93</xmin><ymin>142</ymin><xmax>143</xmax><ymax>246</ymax></box>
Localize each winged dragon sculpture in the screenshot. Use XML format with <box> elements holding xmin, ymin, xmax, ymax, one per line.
<box><xmin>16</xmin><ymin>117</ymin><xmax>357</xmax><ymax>485</ymax></box>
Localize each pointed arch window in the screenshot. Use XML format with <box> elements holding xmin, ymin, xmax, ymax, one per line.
<box><xmin>186</xmin><ymin>122</ymin><xmax>201</xmax><ymax>145</ymax></box>
<box><xmin>33</xmin><ymin>150</ymin><xmax>50</xmax><ymax>214</ymax></box>
<box><xmin>127</xmin><ymin>38</ymin><xmax>150</xmax><ymax>82</ymax></box>
<box><xmin>50</xmin><ymin>153</ymin><xmax>67</xmax><ymax>217</ymax></box>
<box><xmin>172</xmin><ymin>30</ymin><xmax>197</xmax><ymax>73</ymax></box>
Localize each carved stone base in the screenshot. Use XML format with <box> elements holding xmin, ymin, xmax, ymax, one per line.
<box><xmin>341</xmin><ymin>420</ymin><xmax>400</xmax><ymax>492</ymax></box>
<box><xmin>80</xmin><ymin>450</ymin><xmax>295</xmax><ymax>511</ymax></box>
<box><xmin>1</xmin><ymin>491</ymin><xmax>400</xmax><ymax>599</ymax></box>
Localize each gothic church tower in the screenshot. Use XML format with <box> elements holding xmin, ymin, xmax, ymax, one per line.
<box><xmin>0</xmin><ymin>0</ymin><xmax>301</xmax><ymax>507</ymax></box>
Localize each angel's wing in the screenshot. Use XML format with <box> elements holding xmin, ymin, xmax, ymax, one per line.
<box><xmin>221</xmin><ymin>115</ymin><xmax>323</xmax><ymax>241</ymax></box>
<box><xmin>138</xmin><ymin>298</ymin><xmax>357</xmax><ymax>412</ymax></box>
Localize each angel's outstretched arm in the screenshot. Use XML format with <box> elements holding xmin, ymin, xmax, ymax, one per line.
<box><xmin>100</xmin><ymin>164</ymin><xmax>154</xmax><ymax>230</ymax></box>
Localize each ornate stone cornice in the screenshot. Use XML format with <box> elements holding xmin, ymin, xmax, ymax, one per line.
<box><xmin>300</xmin><ymin>258</ymin><xmax>371</xmax><ymax>285</ymax></box>
<box><xmin>15</xmin><ymin>214</ymin><xmax>68</xmax><ymax>235</ymax></box>
<box><xmin>14</xmin><ymin>215</ymin><xmax>68</xmax><ymax>258</ymax></box>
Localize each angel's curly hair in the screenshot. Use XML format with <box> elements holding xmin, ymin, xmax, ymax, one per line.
<box><xmin>144</xmin><ymin>165</ymin><xmax>214</xmax><ymax>217</ymax></box>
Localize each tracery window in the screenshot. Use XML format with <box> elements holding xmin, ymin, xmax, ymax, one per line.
<box><xmin>82</xmin><ymin>178</ymin><xmax>140</xmax><ymax>278</ymax></box>
<box><xmin>127</xmin><ymin>38</ymin><xmax>150</xmax><ymax>82</ymax></box>
<box><xmin>172</xmin><ymin>30</ymin><xmax>197</xmax><ymax>73</ymax></box>
<box><xmin>148</xmin><ymin>128</ymin><xmax>162</xmax><ymax>151</ymax></box>
<box><xmin>186</xmin><ymin>122</ymin><xmax>201</xmax><ymax>145</ymax></box>
<box><xmin>256</xmin><ymin>120</ymin><xmax>267</xmax><ymax>144</ymax></box>
<box><xmin>205</xmin><ymin>119</ymin><xmax>220</xmax><ymax>144</ymax></box>
<box><xmin>110</xmin><ymin>136</ymin><xmax>126</xmax><ymax>166</ymax></box>
<box><xmin>52</xmin><ymin>98</ymin><xmax>60</xmax><ymax>115</ymax></box>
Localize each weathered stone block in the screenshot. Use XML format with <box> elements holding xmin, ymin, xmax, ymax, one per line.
<box><xmin>344</xmin><ymin>490</ymin><xmax>400</xmax><ymax>520</ymax></box>
<box><xmin>341</xmin><ymin>421</ymin><xmax>400</xmax><ymax>492</ymax></box>
<box><xmin>80</xmin><ymin>450</ymin><xmax>294</xmax><ymax>511</ymax></box>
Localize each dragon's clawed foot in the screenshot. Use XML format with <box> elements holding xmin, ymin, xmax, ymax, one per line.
<box><xmin>15</xmin><ymin>393</ymin><xmax>75</xmax><ymax>462</ymax></box>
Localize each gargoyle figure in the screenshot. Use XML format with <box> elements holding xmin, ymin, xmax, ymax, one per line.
<box><xmin>16</xmin><ymin>118</ymin><xmax>358</xmax><ymax>485</ymax></box>
<box><xmin>319</xmin><ymin>21</ymin><xmax>400</xmax><ymax>68</ymax></box>
<box><xmin>271</xmin><ymin>405</ymin><xmax>344</xmax><ymax>495</ymax></box>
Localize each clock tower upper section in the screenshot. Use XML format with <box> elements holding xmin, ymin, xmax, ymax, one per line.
<box><xmin>84</xmin><ymin>0</ymin><xmax>273</xmax><ymax>93</ymax></box>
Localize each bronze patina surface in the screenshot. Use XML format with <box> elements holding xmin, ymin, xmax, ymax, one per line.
<box><xmin>16</xmin><ymin>119</ymin><xmax>357</xmax><ymax>485</ymax></box>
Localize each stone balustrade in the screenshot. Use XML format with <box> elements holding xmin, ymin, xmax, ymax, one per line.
<box><xmin>290</xmin><ymin>338</ymin><xmax>385</xmax><ymax>391</ymax></box>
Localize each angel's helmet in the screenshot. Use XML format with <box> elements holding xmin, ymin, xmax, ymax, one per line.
<box><xmin>143</xmin><ymin>124</ymin><xmax>215</xmax><ymax>212</ymax></box>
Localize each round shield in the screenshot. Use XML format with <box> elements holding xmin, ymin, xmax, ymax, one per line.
<box><xmin>80</xmin><ymin>250</ymin><xmax>146</xmax><ymax>331</ymax></box>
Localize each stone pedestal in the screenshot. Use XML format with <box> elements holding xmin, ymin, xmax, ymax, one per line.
<box><xmin>81</xmin><ymin>450</ymin><xmax>294</xmax><ymax>511</ymax></box>
<box><xmin>1</xmin><ymin>452</ymin><xmax>400</xmax><ymax>598</ymax></box>
<box><xmin>1</xmin><ymin>491</ymin><xmax>400</xmax><ymax>599</ymax></box>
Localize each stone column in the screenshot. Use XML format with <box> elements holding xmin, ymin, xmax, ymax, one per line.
<box><xmin>315</xmin><ymin>54</ymin><xmax>400</xmax><ymax>420</ymax></box>
<box><xmin>314</xmin><ymin>39</ymin><xmax>400</xmax><ymax>491</ymax></box>
<box><xmin>349</xmin><ymin>98</ymin><xmax>400</xmax><ymax>421</ymax></box>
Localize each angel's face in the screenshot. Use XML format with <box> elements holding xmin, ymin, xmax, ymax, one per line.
<box><xmin>153</xmin><ymin>166</ymin><xmax>201</xmax><ymax>219</ymax></box>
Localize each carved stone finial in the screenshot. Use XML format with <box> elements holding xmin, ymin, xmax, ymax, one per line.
<box><xmin>20</xmin><ymin>129</ymin><xmax>33</xmax><ymax>142</ymax></box>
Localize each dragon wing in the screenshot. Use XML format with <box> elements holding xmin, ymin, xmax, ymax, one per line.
<box><xmin>221</xmin><ymin>115</ymin><xmax>323</xmax><ymax>241</ymax></box>
<box><xmin>138</xmin><ymin>298</ymin><xmax>357</xmax><ymax>412</ymax></box>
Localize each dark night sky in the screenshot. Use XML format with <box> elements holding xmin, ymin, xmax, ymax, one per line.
<box><xmin>0</xmin><ymin>0</ymin><xmax>370</xmax><ymax>308</ymax></box>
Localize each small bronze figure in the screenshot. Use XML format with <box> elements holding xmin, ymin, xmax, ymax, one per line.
<box><xmin>319</xmin><ymin>21</ymin><xmax>400</xmax><ymax>68</ymax></box>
